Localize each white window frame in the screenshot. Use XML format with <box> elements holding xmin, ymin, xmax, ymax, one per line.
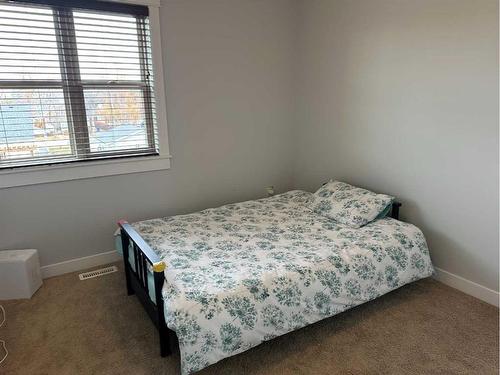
<box><xmin>0</xmin><ymin>0</ymin><xmax>171</xmax><ymax>189</ymax></box>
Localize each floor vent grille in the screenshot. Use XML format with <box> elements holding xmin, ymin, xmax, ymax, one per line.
<box><xmin>79</xmin><ymin>266</ymin><xmax>118</xmax><ymax>280</ymax></box>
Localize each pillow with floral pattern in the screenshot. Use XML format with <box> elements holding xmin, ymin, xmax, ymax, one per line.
<box><xmin>311</xmin><ymin>181</ymin><xmax>394</xmax><ymax>228</ymax></box>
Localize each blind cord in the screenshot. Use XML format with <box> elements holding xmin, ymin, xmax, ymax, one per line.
<box><xmin>0</xmin><ymin>305</ymin><xmax>7</xmax><ymax>365</ymax></box>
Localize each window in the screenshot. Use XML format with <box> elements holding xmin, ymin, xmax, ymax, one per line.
<box><xmin>0</xmin><ymin>0</ymin><xmax>162</xmax><ymax>170</ymax></box>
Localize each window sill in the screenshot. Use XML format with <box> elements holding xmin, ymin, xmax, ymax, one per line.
<box><xmin>0</xmin><ymin>154</ymin><xmax>171</xmax><ymax>189</ymax></box>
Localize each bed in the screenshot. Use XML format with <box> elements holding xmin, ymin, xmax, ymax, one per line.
<box><xmin>116</xmin><ymin>189</ymin><xmax>433</xmax><ymax>374</ymax></box>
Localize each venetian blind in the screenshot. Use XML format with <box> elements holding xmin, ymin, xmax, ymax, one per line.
<box><xmin>0</xmin><ymin>0</ymin><xmax>158</xmax><ymax>169</ymax></box>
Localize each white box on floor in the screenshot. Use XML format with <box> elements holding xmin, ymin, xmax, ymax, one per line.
<box><xmin>0</xmin><ymin>249</ymin><xmax>42</xmax><ymax>300</ymax></box>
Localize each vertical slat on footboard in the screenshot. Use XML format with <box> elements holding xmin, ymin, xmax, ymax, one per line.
<box><xmin>133</xmin><ymin>244</ymin><xmax>140</xmax><ymax>283</ymax></box>
<box><xmin>142</xmin><ymin>252</ymin><xmax>149</xmax><ymax>295</ymax></box>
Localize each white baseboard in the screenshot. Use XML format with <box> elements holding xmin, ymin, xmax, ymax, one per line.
<box><xmin>41</xmin><ymin>250</ymin><xmax>121</xmax><ymax>279</ymax></box>
<box><xmin>433</xmin><ymin>267</ymin><xmax>499</xmax><ymax>307</ymax></box>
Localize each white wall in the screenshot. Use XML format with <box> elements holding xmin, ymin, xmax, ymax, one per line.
<box><xmin>0</xmin><ymin>0</ymin><xmax>297</xmax><ymax>266</ymax></box>
<box><xmin>294</xmin><ymin>0</ymin><xmax>499</xmax><ymax>291</ymax></box>
<box><xmin>1</xmin><ymin>0</ymin><xmax>498</xmax><ymax>297</ymax></box>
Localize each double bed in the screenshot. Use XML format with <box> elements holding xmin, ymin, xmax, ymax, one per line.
<box><xmin>116</xmin><ymin>189</ymin><xmax>434</xmax><ymax>374</ymax></box>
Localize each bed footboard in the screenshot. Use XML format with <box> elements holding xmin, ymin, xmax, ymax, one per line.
<box><xmin>118</xmin><ymin>220</ymin><xmax>175</xmax><ymax>357</ymax></box>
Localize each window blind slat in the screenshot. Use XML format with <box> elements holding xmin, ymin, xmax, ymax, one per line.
<box><xmin>0</xmin><ymin>1</ymin><xmax>158</xmax><ymax>168</ymax></box>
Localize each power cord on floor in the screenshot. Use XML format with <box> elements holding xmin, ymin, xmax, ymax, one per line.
<box><xmin>0</xmin><ymin>305</ymin><xmax>7</xmax><ymax>365</ymax></box>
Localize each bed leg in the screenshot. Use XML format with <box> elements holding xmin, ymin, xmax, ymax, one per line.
<box><xmin>120</xmin><ymin>229</ymin><xmax>135</xmax><ymax>296</ymax></box>
<box><xmin>124</xmin><ymin>266</ymin><xmax>134</xmax><ymax>296</ymax></box>
<box><xmin>154</xmin><ymin>264</ymin><xmax>171</xmax><ymax>357</ymax></box>
<box><xmin>159</xmin><ymin>329</ymin><xmax>171</xmax><ymax>357</ymax></box>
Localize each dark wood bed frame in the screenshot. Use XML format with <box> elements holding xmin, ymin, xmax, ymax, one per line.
<box><xmin>118</xmin><ymin>201</ymin><xmax>402</xmax><ymax>357</ymax></box>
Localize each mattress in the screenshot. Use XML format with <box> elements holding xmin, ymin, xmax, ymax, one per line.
<box><xmin>115</xmin><ymin>190</ymin><xmax>434</xmax><ymax>374</ymax></box>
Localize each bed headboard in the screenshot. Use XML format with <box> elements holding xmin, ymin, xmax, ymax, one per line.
<box><xmin>320</xmin><ymin>182</ymin><xmax>402</xmax><ymax>220</ymax></box>
<box><xmin>390</xmin><ymin>201</ymin><xmax>402</xmax><ymax>220</ymax></box>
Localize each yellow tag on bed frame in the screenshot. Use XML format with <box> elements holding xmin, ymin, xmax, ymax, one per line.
<box><xmin>153</xmin><ymin>261</ymin><xmax>167</xmax><ymax>273</ymax></box>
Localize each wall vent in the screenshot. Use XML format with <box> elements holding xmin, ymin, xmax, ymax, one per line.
<box><xmin>79</xmin><ymin>266</ymin><xmax>118</xmax><ymax>280</ymax></box>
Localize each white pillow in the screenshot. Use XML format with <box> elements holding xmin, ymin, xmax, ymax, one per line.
<box><xmin>310</xmin><ymin>181</ymin><xmax>394</xmax><ymax>228</ymax></box>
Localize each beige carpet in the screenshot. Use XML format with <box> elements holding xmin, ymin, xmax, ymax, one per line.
<box><xmin>1</xmin><ymin>263</ymin><xmax>498</xmax><ymax>375</ymax></box>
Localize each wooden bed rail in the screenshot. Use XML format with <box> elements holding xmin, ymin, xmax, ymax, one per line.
<box><xmin>117</xmin><ymin>219</ymin><xmax>173</xmax><ymax>357</ymax></box>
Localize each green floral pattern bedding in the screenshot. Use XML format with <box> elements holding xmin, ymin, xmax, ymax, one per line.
<box><xmin>131</xmin><ymin>190</ymin><xmax>434</xmax><ymax>374</ymax></box>
<box><xmin>311</xmin><ymin>181</ymin><xmax>394</xmax><ymax>228</ymax></box>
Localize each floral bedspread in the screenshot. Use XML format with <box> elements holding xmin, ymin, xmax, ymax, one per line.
<box><xmin>131</xmin><ymin>190</ymin><xmax>434</xmax><ymax>374</ymax></box>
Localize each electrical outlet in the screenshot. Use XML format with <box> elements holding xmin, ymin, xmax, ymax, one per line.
<box><xmin>266</xmin><ymin>186</ymin><xmax>275</xmax><ymax>196</ymax></box>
